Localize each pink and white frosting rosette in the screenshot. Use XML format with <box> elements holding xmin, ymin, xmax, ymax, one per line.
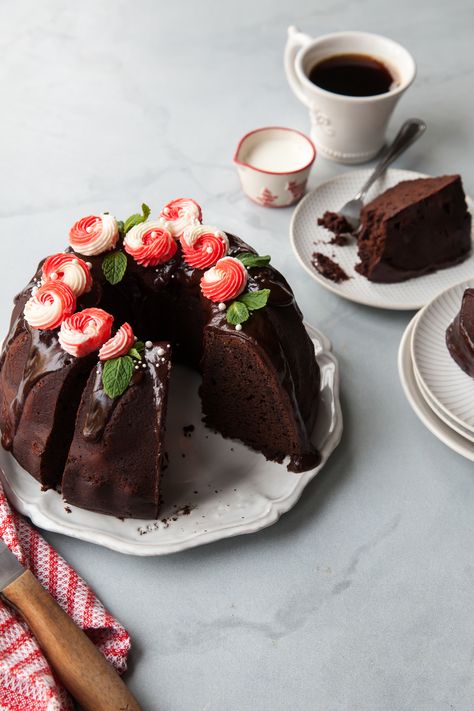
<box><xmin>123</xmin><ymin>221</ymin><xmax>177</xmax><ymax>267</ymax></box>
<box><xmin>58</xmin><ymin>308</ymin><xmax>114</xmax><ymax>358</ymax></box>
<box><xmin>69</xmin><ymin>214</ymin><xmax>119</xmax><ymax>256</ymax></box>
<box><xmin>159</xmin><ymin>198</ymin><xmax>202</xmax><ymax>239</ymax></box>
<box><xmin>200</xmin><ymin>256</ymin><xmax>248</xmax><ymax>303</ymax></box>
<box><xmin>99</xmin><ymin>323</ymin><xmax>135</xmax><ymax>361</ymax></box>
<box><xmin>24</xmin><ymin>281</ymin><xmax>76</xmax><ymax>330</ymax></box>
<box><xmin>180</xmin><ymin>225</ymin><xmax>229</xmax><ymax>269</ymax></box>
<box><xmin>42</xmin><ymin>253</ymin><xmax>92</xmax><ymax>297</ymax></box>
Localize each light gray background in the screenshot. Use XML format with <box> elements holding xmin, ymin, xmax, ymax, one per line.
<box><xmin>1</xmin><ymin>1</ymin><xmax>474</xmax><ymax>709</ymax></box>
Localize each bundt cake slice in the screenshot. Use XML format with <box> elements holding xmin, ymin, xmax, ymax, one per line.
<box><xmin>8</xmin><ymin>330</ymin><xmax>97</xmax><ymax>490</ymax></box>
<box><xmin>446</xmin><ymin>288</ymin><xmax>474</xmax><ymax>377</ymax></box>
<box><xmin>356</xmin><ymin>175</ymin><xmax>471</xmax><ymax>283</ymax></box>
<box><xmin>62</xmin><ymin>342</ymin><xmax>171</xmax><ymax>519</ymax></box>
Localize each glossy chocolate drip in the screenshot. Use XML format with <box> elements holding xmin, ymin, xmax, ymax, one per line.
<box><xmin>11</xmin><ymin>328</ymin><xmax>71</xmax><ymax>431</ymax></box>
<box><xmin>82</xmin><ymin>364</ymin><xmax>119</xmax><ymax>442</ymax></box>
<box><xmin>82</xmin><ymin>345</ymin><xmax>172</xmax><ymax>442</ymax></box>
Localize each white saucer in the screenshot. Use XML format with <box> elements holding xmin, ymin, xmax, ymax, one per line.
<box><xmin>398</xmin><ymin>313</ymin><xmax>474</xmax><ymax>462</ymax></box>
<box><xmin>411</xmin><ymin>279</ymin><xmax>474</xmax><ymax>433</ymax></box>
<box><xmin>0</xmin><ymin>325</ymin><xmax>342</xmax><ymax>556</ymax></box>
<box><xmin>290</xmin><ymin>169</ymin><xmax>474</xmax><ymax>310</ymax></box>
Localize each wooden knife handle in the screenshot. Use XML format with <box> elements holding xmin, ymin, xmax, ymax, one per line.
<box><xmin>3</xmin><ymin>569</ymin><xmax>143</xmax><ymax>711</ymax></box>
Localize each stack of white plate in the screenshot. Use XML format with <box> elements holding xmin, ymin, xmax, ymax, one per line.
<box><xmin>398</xmin><ymin>279</ymin><xmax>474</xmax><ymax>461</ymax></box>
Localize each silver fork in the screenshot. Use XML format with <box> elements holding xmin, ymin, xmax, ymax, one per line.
<box><xmin>338</xmin><ymin>118</ymin><xmax>427</xmax><ymax>231</ymax></box>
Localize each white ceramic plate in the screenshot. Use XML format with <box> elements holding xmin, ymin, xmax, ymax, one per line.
<box><xmin>290</xmin><ymin>169</ymin><xmax>474</xmax><ymax>310</ymax></box>
<box><xmin>0</xmin><ymin>325</ymin><xmax>342</xmax><ymax>556</ymax></box>
<box><xmin>413</xmin><ymin>367</ymin><xmax>474</xmax><ymax>444</ymax></box>
<box><xmin>411</xmin><ymin>279</ymin><xmax>474</xmax><ymax>433</ymax></box>
<box><xmin>398</xmin><ymin>313</ymin><xmax>474</xmax><ymax>462</ymax></box>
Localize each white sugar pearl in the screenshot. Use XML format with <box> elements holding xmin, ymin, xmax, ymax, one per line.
<box><xmin>50</xmin><ymin>272</ymin><xmax>58</xmax><ymax>280</ymax></box>
<box><xmin>142</xmin><ymin>363</ymin><xmax>146</xmax><ymax>368</ymax></box>
<box><xmin>86</xmin><ymin>226</ymin><xmax>92</xmax><ymax>233</ymax></box>
<box><xmin>206</xmin><ymin>246</ymin><xmax>213</xmax><ymax>253</ymax></box>
<box><xmin>145</xmin><ymin>341</ymin><xmax>153</xmax><ymax>349</ymax></box>
<box><xmin>72</xmin><ymin>258</ymin><xmax>78</xmax><ymax>264</ymax></box>
<box><xmin>86</xmin><ymin>262</ymin><xmax>92</xmax><ymax>269</ymax></box>
<box><xmin>157</xmin><ymin>347</ymin><xmax>165</xmax><ymax>356</ymax></box>
<box><xmin>31</xmin><ymin>286</ymin><xmax>38</xmax><ymax>295</ymax></box>
<box><xmin>135</xmin><ymin>365</ymin><xmax>139</xmax><ymax>370</ymax></box>
<box><xmin>235</xmin><ymin>324</ymin><xmax>242</xmax><ymax>331</ymax></box>
<box><xmin>218</xmin><ymin>302</ymin><xmax>226</xmax><ymax>312</ymax></box>
<box><xmin>151</xmin><ymin>231</ymin><xmax>157</xmax><ymax>238</ymax></box>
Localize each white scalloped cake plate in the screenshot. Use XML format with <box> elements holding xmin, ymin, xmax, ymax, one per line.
<box><xmin>0</xmin><ymin>325</ymin><xmax>342</xmax><ymax>556</ymax></box>
<box><xmin>411</xmin><ymin>279</ymin><xmax>474</xmax><ymax>433</ymax></box>
<box><xmin>398</xmin><ymin>313</ymin><xmax>474</xmax><ymax>462</ymax></box>
<box><xmin>290</xmin><ymin>169</ymin><xmax>474</xmax><ymax>310</ymax></box>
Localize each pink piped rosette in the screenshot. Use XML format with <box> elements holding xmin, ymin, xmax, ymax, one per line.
<box><xmin>123</xmin><ymin>222</ymin><xmax>177</xmax><ymax>267</ymax></box>
<box><xmin>180</xmin><ymin>225</ymin><xmax>229</xmax><ymax>270</ymax></box>
<box><xmin>24</xmin><ymin>281</ymin><xmax>77</xmax><ymax>331</ymax></box>
<box><xmin>200</xmin><ymin>257</ymin><xmax>248</xmax><ymax>303</ymax></box>
<box><xmin>42</xmin><ymin>253</ymin><xmax>92</xmax><ymax>297</ymax></box>
<box><xmin>159</xmin><ymin>198</ymin><xmax>202</xmax><ymax>238</ymax></box>
<box><xmin>69</xmin><ymin>214</ymin><xmax>119</xmax><ymax>256</ymax></box>
<box><xmin>99</xmin><ymin>323</ymin><xmax>135</xmax><ymax>361</ymax></box>
<box><xmin>58</xmin><ymin>308</ymin><xmax>114</xmax><ymax>358</ymax></box>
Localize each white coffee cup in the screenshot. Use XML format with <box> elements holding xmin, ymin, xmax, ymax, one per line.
<box><xmin>284</xmin><ymin>27</ymin><xmax>416</xmax><ymax>164</ymax></box>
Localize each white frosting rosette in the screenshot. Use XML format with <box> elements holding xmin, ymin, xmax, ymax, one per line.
<box><xmin>69</xmin><ymin>214</ymin><xmax>119</xmax><ymax>256</ymax></box>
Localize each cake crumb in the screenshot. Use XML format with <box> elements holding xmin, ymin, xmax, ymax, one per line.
<box><xmin>64</xmin><ymin>506</ymin><xmax>72</xmax><ymax>514</ymax></box>
<box><xmin>183</xmin><ymin>424</ymin><xmax>195</xmax><ymax>437</ymax></box>
<box><xmin>312</xmin><ymin>253</ymin><xmax>350</xmax><ymax>283</ymax></box>
<box><xmin>318</xmin><ymin>211</ymin><xmax>354</xmax><ymax>241</ymax></box>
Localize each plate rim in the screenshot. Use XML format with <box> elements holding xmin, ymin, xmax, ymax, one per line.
<box><xmin>398</xmin><ymin>313</ymin><xmax>474</xmax><ymax>461</ymax></box>
<box><xmin>0</xmin><ymin>323</ymin><xmax>343</xmax><ymax>556</ymax></box>
<box><xmin>413</xmin><ymin>366</ymin><xmax>474</xmax><ymax>443</ymax></box>
<box><xmin>290</xmin><ymin>168</ymin><xmax>473</xmax><ymax>311</ymax></box>
<box><xmin>411</xmin><ymin>277</ymin><xmax>474</xmax><ymax>433</ymax></box>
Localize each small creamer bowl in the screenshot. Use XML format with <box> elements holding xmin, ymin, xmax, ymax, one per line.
<box><xmin>284</xmin><ymin>27</ymin><xmax>417</xmax><ymax>164</ymax></box>
<box><xmin>234</xmin><ymin>126</ymin><xmax>316</xmax><ymax>208</ymax></box>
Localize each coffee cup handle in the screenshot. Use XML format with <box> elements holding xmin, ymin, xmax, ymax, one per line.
<box><xmin>284</xmin><ymin>26</ymin><xmax>313</xmax><ymax>107</ymax></box>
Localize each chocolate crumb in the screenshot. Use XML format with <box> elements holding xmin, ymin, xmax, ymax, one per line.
<box><xmin>183</xmin><ymin>424</ymin><xmax>195</xmax><ymax>437</ymax></box>
<box><xmin>318</xmin><ymin>211</ymin><xmax>354</xmax><ymax>240</ymax></box>
<box><xmin>312</xmin><ymin>253</ymin><xmax>350</xmax><ymax>283</ymax></box>
<box><xmin>329</xmin><ymin>233</ymin><xmax>351</xmax><ymax>246</ymax></box>
<box><xmin>65</xmin><ymin>506</ymin><xmax>72</xmax><ymax>514</ymax></box>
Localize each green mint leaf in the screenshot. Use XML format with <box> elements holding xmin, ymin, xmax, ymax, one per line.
<box><xmin>226</xmin><ymin>301</ymin><xmax>249</xmax><ymax>325</ymax></box>
<box><xmin>128</xmin><ymin>347</ymin><xmax>142</xmax><ymax>361</ymax></box>
<box><xmin>102</xmin><ymin>355</ymin><xmax>134</xmax><ymax>399</ymax></box>
<box><xmin>236</xmin><ymin>252</ymin><xmax>271</xmax><ymax>268</ymax></box>
<box><xmin>123</xmin><ymin>203</ymin><xmax>151</xmax><ymax>233</ymax></box>
<box><xmin>141</xmin><ymin>203</ymin><xmax>151</xmax><ymax>221</ymax></box>
<box><xmin>102</xmin><ymin>251</ymin><xmax>127</xmax><ymax>285</ymax></box>
<box><xmin>238</xmin><ymin>289</ymin><xmax>271</xmax><ymax>311</ymax></box>
<box><xmin>134</xmin><ymin>340</ymin><xmax>145</xmax><ymax>353</ymax></box>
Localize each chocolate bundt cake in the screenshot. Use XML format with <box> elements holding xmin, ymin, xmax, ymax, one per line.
<box><xmin>0</xmin><ymin>199</ymin><xmax>321</xmax><ymax>519</ymax></box>
<box><xmin>356</xmin><ymin>175</ymin><xmax>472</xmax><ymax>283</ymax></box>
<box><xmin>446</xmin><ymin>288</ymin><xmax>474</xmax><ymax>377</ymax></box>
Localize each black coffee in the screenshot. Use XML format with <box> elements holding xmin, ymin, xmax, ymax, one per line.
<box><xmin>308</xmin><ymin>53</ymin><xmax>395</xmax><ymax>97</ymax></box>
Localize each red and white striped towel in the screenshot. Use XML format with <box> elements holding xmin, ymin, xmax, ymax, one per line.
<box><xmin>0</xmin><ymin>482</ymin><xmax>131</xmax><ymax>711</ymax></box>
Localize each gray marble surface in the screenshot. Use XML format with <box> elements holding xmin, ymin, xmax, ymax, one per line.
<box><xmin>1</xmin><ymin>0</ymin><xmax>474</xmax><ymax>709</ymax></box>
